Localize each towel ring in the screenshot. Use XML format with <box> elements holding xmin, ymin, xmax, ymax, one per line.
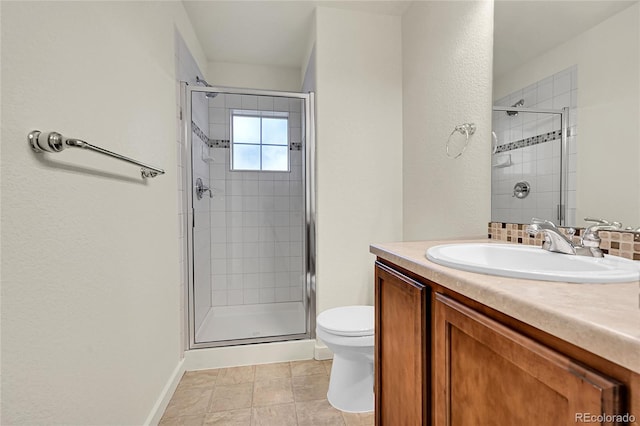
<box><xmin>446</xmin><ymin>123</ymin><xmax>476</xmax><ymax>159</ymax></box>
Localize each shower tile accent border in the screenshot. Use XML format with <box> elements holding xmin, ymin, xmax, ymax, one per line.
<box><xmin>206</xmin><ymin>140</ymin><xmax>301</xmax><ymax>151</ymax></box>
<box><xmin>494</xmin><ymin>129</ymin><xmax>562</xmax><ymax>153</ymax></box>
<box><xmin>192</xmin><ymin>120</ymin><xmax>210</xmax><ymax>145</ymax></box>
<box><xmin>208</xmin><ymin>138</ymin><xmax>230</xmax><ymax>148</ymax></box>
<box><xmin>488</xmin><ymin>222</ymin><xmax>640</xmax><ymax>261</ymax></box>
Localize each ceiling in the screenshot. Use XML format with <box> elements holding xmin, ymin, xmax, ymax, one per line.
<box><xmin>493</xmin><ymin>0</ymin><xmax>637</xmax><ymax>77</ymax></box>
<box><xmin>183</xmin><ymin>0</ymin><xmax>637</xmax><ymax>72</ymax></box>
<box><xmin>182</xmin><ymin>1</ymin><xmax>411</xmax><ymax>68</ymax></box>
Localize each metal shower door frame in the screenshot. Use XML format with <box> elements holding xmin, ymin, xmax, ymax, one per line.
<box><xmin>182</xmin><ymin>83</ymin><xmax>317</xmax><ymax>350</ymax></box>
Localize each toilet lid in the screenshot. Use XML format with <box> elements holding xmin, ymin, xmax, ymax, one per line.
<box><xmin>317</xmin><ymin>305</ymin><xmax>374</xmax><ymax>337</ymax></box>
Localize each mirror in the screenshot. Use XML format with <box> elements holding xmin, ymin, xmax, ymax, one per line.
<box><xmin>491</xmin><ymin>1</ymin><xmax>640</xmax><ymax>229</ymax></box>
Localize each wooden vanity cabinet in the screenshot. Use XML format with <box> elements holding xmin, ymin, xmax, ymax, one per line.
<box><xmin>374</xmin><ymin>260</ymin><xmax>636</xmax><ymax>426</ymax></box>
<box><xmin>434</xmin><ymin>293</ymin><xmax>623</xmax><ymax>426</ymax></box>
<box><xmin>374</xmin><ymin>261</ymin><xmax>429</xmax><ymax>426</ymax></box>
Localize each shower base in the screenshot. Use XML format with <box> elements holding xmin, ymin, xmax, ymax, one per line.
<box><xmin>195</xmin><ymin>301</ymin><xmax>306</xmax><ymax>343</ymax></box>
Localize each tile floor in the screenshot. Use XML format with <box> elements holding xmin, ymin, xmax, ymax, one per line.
<box><xmin>160</xmin><ymin>359</ymin><xmax>374</xmax><ymax>426</ymax></box>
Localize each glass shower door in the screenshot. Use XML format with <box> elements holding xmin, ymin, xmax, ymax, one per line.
<box><xmin>186</xmin><ymin>85</ymin><xmax>314</xmax><ymax>348</ymax></box>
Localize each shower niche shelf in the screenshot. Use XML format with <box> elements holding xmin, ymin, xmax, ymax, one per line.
<box><xmin>202</xmin><ymin>146</ymin><xmax>215</xmax><ymax>163</ymax></box>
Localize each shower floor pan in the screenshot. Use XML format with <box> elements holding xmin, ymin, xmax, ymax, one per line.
<box><xmin>195</xmin><ymin>301</ymin><xmax>306</xmax><ymax>343</ymax></box>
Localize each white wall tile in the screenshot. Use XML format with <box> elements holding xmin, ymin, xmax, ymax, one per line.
<box><xmin>257</xmin><ymin>96</ymin><xmax>274</xmax><ymax>111</ymax></box>
<box><xmin>259</xmin><ymin>288</ymin><xmax>275</xmax><ymax>303</ymax></box>
<box><xmin>552</xmin><ymin>91</ymin><xmax>571</xmax><ymax>110</ymax></box>
<box><xmin>243</xmin><ymin>243</ymin><xmax>260</xmax><ymax>259</ymax></box>
<box><xmin>227</xmin><ymin>290</ymin><xmax>243</xmax><ymax>305</ymax></box>
<box><xmin>289</xmin><ymin>98</ymin><xmax>302</xmax><ymax>112</ymax></box>
<box><xmin>208</xmin><ymin>93</ymin><xmax>225</xmax><ymax>108</ymax></box>
<box><xmin>243</xmin><ymin>274</ymin><xmax>260</xmax><ymax>289</ymax></box>
<box><xmin>242</xmin><ymin>227</ymin><xmax>259</xmax><ymax>242</ymax></box>
<box><xmin>227</xmin><ymin>258</ymin><xmax>243</xmax><ymax>274</ymax></box>
<box><xmin>226</xmin><ymin>94</ymin><xmax>242</xmax><ymax>109</ymax></box>
<box><xmin>260</xmin><ymin>258</ymin><xmax>275</xmax><ymax>273</ymax></box>
<box><xmin>241</xmin><ymin>95</ymin><xmax>258</xmax><ymax>109</ymax></box>
<box><xmin>212</xmin><ymin>291</ymin><xmax>228</xmax><ymax>307</ymax></box>
<box><xmin>259</xmin><ymin>242</ymin><xmax>275</xmax><ymax>257</ymax></box>
<box><xmin>243</xmin><ymin>290</ymin><xmax>259</xmax><ymax>304</ymax></box>
<box><xmin>212</xmin><ymin>259</ymin><xmax>227</xmax><ymax>275</ymax></box>
<box><xmin>289</xmin><ymin>287</ymin><xmax>302</xmax><ymax>302</ymax></box>
<box><xmin>212</xmin><ymin>275</ymin><xmax>228</xmax><ymax>290</ymax></box>
<box><xmin>260</xmin><ymin>273</ymin><xmax>276</xmax><ymax>288</ymax></box>
<box><xmin>553</xmin><ymin>70</ymin><xmax>571</xmax><ymax>95</ymax></box>
<box><xmin>537</xmin><ymin>77</ymin><xmax>553</xmax><ymax>102</ymax></box>
<box><xmin>209</xmin><ymin>107</ymin><xmax>227</xmax><ymax>125</ymax></box>
<box><xmin>274</xmin><ymin>257</ymin><xmax>288</xmax><ymax>272</ymax></box>
<box><xmin>209</xmin><ymin>124</ymin><xmax>226</xmax><ymax>139</ymax></box>
<box><xmin>273</xmin><ymin>97</ymin><xmax>289</xmax><ymax>111</ymax></box>
<box><xmin>242</xmin><ymin>180</ymin><xmax>260</xmax><ymax>196</ymax></box>
<box><xmin>243</xmin><ymin>258</ymin><xmax>260</xmax><ymax>274</ymax></box>
<box><xmin>275</xmin><ymin>241</ymin><xmax>290</xmax><ymax>257</ymax></box>
<box><xmin>228</xmin><ymin>274</ymin><xmax>243</xmax><ymax>290</ymax></box>
<box><xmin>275</xmin><ymin>288</ymin><xmax>290</xmax><ymax>302</ymax></box>
<box><xmin>275</xmin><ymin>272</ymin><xmax>290</xmax><ymax>287</ymax></box>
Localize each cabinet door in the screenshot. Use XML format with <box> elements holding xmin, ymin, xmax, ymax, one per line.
<box><xmin>434</xmin><ymin>293</ymin><xmax>623</xmax><ymax>426</ymax></box>
<box><xmin>375</xmin><ymin>262</ymin><xmax>429</xmax><ymax>426</ymax></box>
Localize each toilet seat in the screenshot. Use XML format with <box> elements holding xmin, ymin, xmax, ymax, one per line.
<box><xmin>317</xmin><ymin>306</ymin><xmax>374</xmax><ymax>337</ymax></box>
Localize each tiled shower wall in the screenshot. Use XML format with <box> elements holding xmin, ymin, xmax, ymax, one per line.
<box><xmin>492</xmin><ymin>65</ymin><xmax>577</xmax><ymax>225</ymax></box>
<box><xmin>208</xmin><ymin>95</ymin><xmax>305</xmax><ymax>306</ymax></box>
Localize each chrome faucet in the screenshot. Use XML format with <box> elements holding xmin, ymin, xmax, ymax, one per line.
<box><xmin>526</xmin><ymin>217</ymin><xmax>622</xmax><ymax>258</ymax></box>
<box><xmin>525</xmin><ymin>218</ymin><xmax>577</xmax><ymax>255</ymax></box>
<box><xmin>580</xmin><ymin>218</ymin><xmax>622</xmax><ymax>258</ymax></box>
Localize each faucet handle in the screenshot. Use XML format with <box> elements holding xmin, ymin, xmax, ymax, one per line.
<box><xmin>584</xmin><ymin>217</ymin><xmax>609</xmax><ymax>225</ymax></box>
<box><xmin>584</xmin><ymin>218</ymin><xmax>622</xmax><ymax>229</ymax></box>
<box><xmin>531</xmin><ymin>218</ymin><xmax>557</xmax><ymax>228</ymax></box>
<box><xmin>582</xmin><ymin>218</ymin><xmax>622</xmax><ymax>247</ymax></box>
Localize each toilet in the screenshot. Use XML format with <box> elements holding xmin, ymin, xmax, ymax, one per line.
<box><xmin>316</xmin><ymin>305</ymin><xmax>374</xmax><ymax>413</ymax></box>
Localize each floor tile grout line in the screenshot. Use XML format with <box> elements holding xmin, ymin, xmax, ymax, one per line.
<box><xmin>161</xmin><ymin>360</ymin><xmax>346</xmax><ymax>425</ymax></box>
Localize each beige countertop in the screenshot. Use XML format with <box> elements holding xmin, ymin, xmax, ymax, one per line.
<box><xmin>370</xmin><ymin>239</ymin><xmax>640</xmax><ymax>374</ymax></box>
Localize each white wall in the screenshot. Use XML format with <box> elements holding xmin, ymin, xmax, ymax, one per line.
<box><xmin>402</xmin><ymin>1</ymin><xmax>493</xmax><ymax>240</ymax></box>
<box><xmin>494</xmin><ymin>3</ymin><xmax>640</xmax><ymax>227</ymax></box>
<box><xmin>207</xmin><ymin>61</ymin><xmax>301</xmax><ymax>92</ymax></box>
<box><xmin>314</xmin><ymin>7</ymin><xmax>403</xmax><ymax>313</ymax></box>
<box><xmin>1</xmin><ymin>2</ymin><xmax>205</xmax><ymax>424</ymax></box>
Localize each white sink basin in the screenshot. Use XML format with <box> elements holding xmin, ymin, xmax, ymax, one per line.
<box><xmin>426</xmin><ymin>243</ymin><xmax>640</xmax><ymax>283</ymax></box>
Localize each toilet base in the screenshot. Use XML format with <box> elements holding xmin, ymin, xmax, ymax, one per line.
<box><xmin>326</xmin><ymin>354</ymin><xmax>374</xmax><ymax>413</ymax></box>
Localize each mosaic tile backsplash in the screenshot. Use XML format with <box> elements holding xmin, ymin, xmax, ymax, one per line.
<box><xmin>488</xmin><ymin>222</ymin><xmax>640</xmax><ymax>261</ymax></box>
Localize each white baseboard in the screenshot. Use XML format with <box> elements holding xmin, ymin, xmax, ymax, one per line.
<box><xmin>314</xmin><ymin>339</ymin><xmax>334</xmax><ymax>360</ymax></box>
<box><xmin>184</xmin><ymin>339</ymin><xmax>316</xmax><ymax>371</ymax></box>
<box><xmin>144</xmin><ymin>358</ymin><xmax>186</xmax><ymax>426</ymax></box>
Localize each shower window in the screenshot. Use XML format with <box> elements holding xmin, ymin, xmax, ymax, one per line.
<box><xmin>231</xmin><ymin>110</ymin><xmax>289</xmax><ymax>172</ymax></box>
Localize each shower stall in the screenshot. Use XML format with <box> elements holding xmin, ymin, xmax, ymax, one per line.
<box><xmin>491</xmin><ymin>105</ymin><xmax>569</xmax><ymax>225</ymax></box>
<box><xmin>183</xmin><ymin>82</ymin><xmax>315</xmax><ymax>349</ymax></box>
<box><xmin>491</xmin><ymin>66</ymin><xmax>578</xmax><ymax>226</ymax></box>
